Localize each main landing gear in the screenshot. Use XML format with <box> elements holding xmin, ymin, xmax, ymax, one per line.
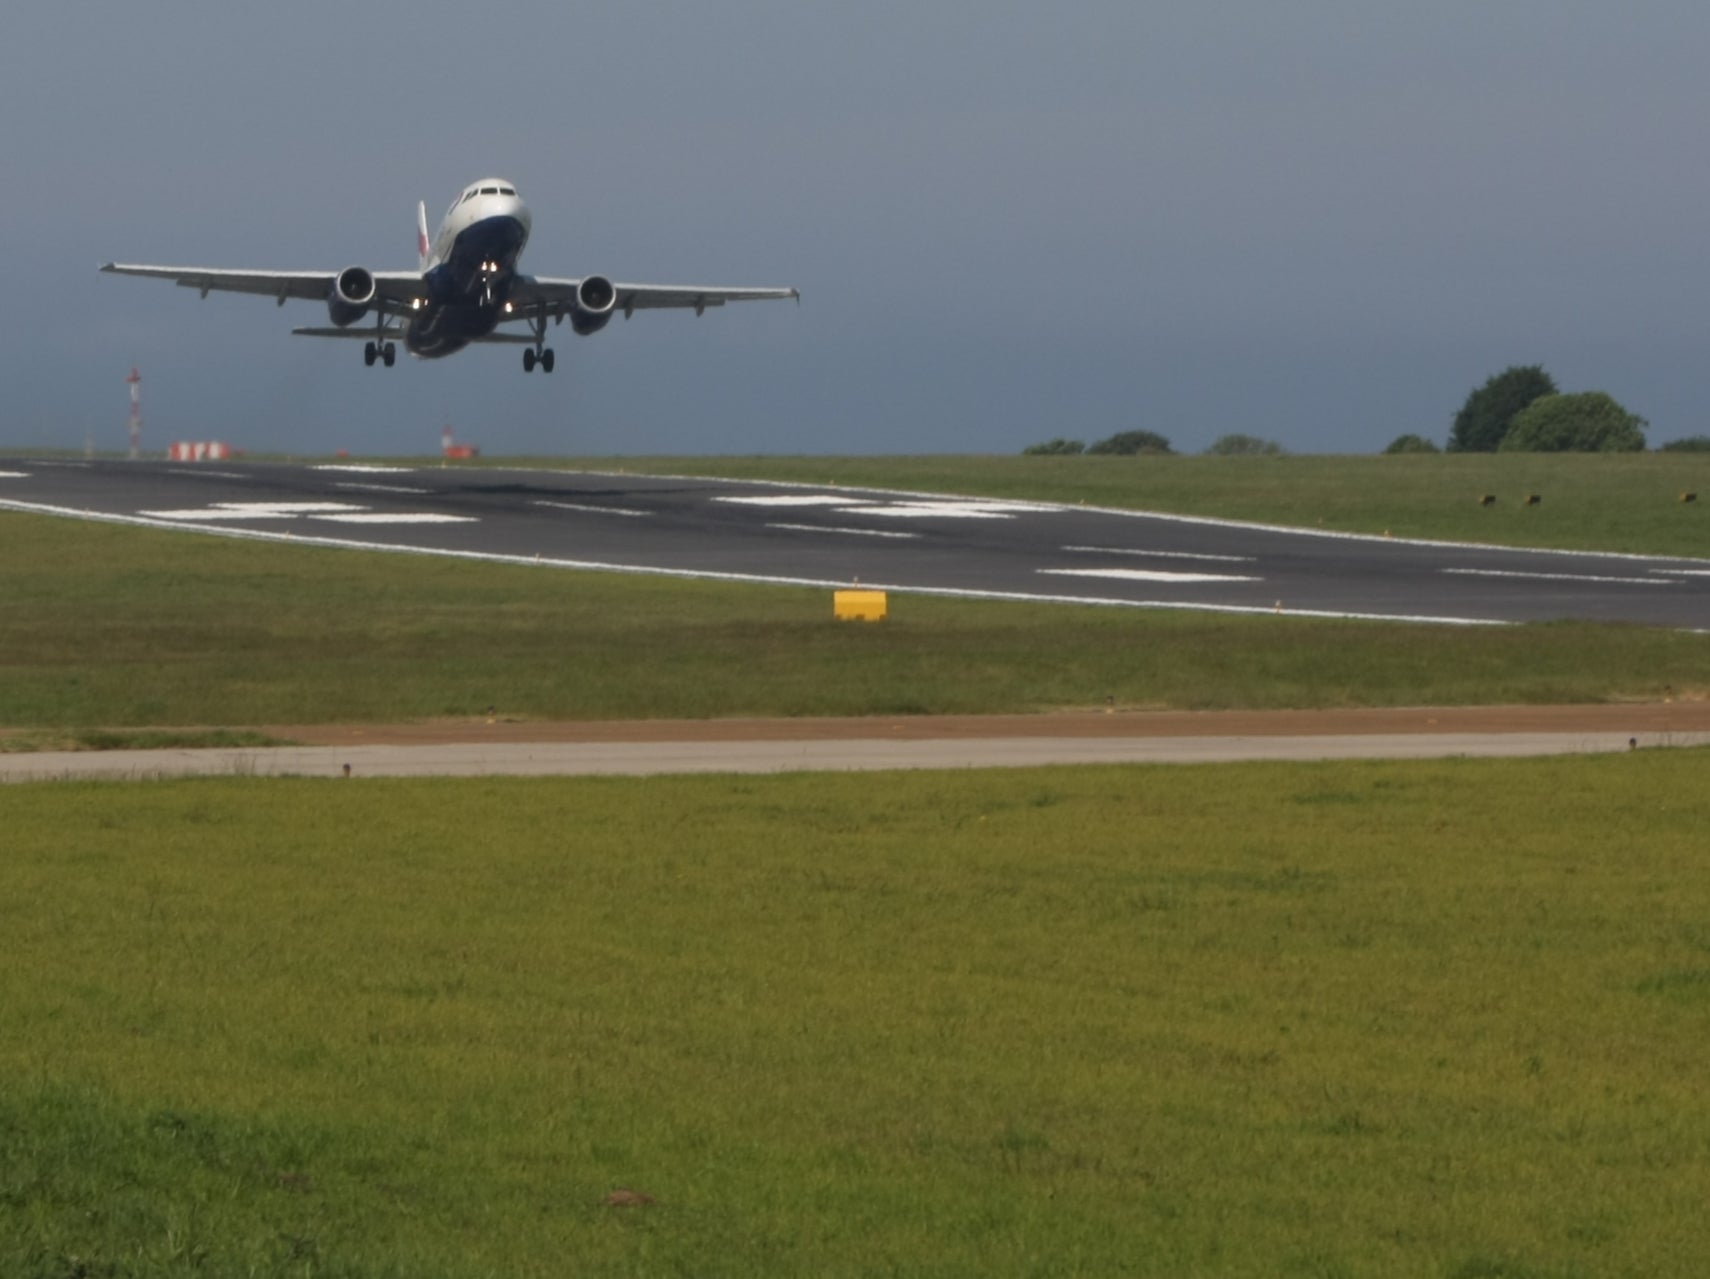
<box><xmin>522</xmin><ymin>304</ymin><xmax>555</xmax><ymax>372</ymax></box>
<box><xmin>363</xmin><ymin>340</ymin><xmax>396</xmax><ymax>368</ymax></box>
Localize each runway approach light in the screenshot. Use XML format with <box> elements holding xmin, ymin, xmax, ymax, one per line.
<box><xmin>1525</xmin><ymin>494</ymin><xmax>1542</xmax><ymax>506</ymax></box>
<box><xmin>1479</xmin><ymin>494</ymin><xmax>1497</xmax><ymax>506</ymax></box>
<box><xmin>1682</xmin><ymin>492</ymin><xmax>1697</xmax><ymax>503</ymax></box>
<box><xmin>834</xmin><ymin>590</ymin><xmax>888</xmax><ymax>622</ymax></box>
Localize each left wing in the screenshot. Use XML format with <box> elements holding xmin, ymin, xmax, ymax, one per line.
<box><xmin>98</xmin><ymin>264</ymin><xmax>424</xmax><ymax>313</ymax></box>
<box><xmin>510</xmin><ymin>276</ymin><xmax>798</xmax><ymax>319</ymax></box>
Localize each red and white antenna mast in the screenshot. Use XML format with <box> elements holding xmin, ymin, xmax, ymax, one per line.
<box><xmin>125</xmin><ymin>366</ymin><xmax>143</xmax><ymax>459</ymax></box>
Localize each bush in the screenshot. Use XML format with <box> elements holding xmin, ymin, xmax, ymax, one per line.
<box><xmin>1657</xmin><ymin>435</ymin><xmax>1710</xmax><ymax>452</ymax></box>
<box><xmin>1086</xmin><ymin>430</ymin><xmax>1173</xmax><ymax>456</ymax></box>
<box><xmin>1022</xmin><ymin>438</ymin><xmax>1086</xmax><ymax>456</ymax></box>
<box><xmin>1205</xmin><ymin>433</ymin><xmax>1285</xmax><ymax>456</ymax></box>
<box><xmin>1499</xmin><ymin>392</ymin><xmax>1647</xmax><ymax>453</ymax></box>
<box><xmin>1450</xmin><ymin>365</ymin><xmax>1557</xmax><ymax>452</ymax></box>
<box><xmin>1384</xmin><ymin>433</ymin><xmax>1442</xmax><ymax>454</ymax></box>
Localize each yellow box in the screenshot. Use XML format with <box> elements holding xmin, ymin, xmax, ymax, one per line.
<box><xmin>834</xmin><ymin>589</ymin><xmax>888</xmax><ymax>622</ymax></box>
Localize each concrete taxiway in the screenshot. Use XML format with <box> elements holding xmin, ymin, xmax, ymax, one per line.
<box><xmin>3</xmin><ymin>458</ymin><xmax>1707</xmax><ymax>627</ymax></box>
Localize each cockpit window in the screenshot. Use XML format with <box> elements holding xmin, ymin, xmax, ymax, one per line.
<box><xmin>500</xmin><ymin>187</ymin><xmax>515</xmax><ymax>195</ymax></box>
<box><xmin>480</xmin><ymin>186</ymin><xmax>498</xmax><ymax>195</ymax></box>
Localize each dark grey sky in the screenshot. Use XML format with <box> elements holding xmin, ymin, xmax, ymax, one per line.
<box><xmin>6</xmin><ymin>1</ymin><xmax>1708</xmax><ymax>456</ymax></box>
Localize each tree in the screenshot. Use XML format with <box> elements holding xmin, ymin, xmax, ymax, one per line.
<box><xmin>1022</xmin><ymin>437</ymin><xmax>1085</xmax><ymax>455</ymax></box>
<box><xmin>1499</xmin><ymin>392</ymin><xmax>1647</xmax><ymax>453</ymax></box>
<box><xmin>1658</xmin><ymin>435</ymin><xmax>1710</xmax><ymax>452</ymax></box>
<box><xmin>1449</xmin><ymin>365</ymin><xmax>1557</xmax><ymax>452</ymax></box>
<box><xmin>1205</xmin><ymin>433</ymin><xmax>1284</xmax><ymax>456</ymax></box>
<box><xmin>1086</xmin><ymin>430</ymin><xmax>1173</xmax><ymax>456</ymax></box>
<box><xmin>1384</xmin><ymin>433</ymin><xmax>1441</xmax><ymax>454</ymax></box>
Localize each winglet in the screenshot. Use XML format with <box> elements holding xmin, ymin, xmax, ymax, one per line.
<box><xmin>416</xmin><ymin>200</ymin><xmax>431</xmax><ymax>269</ymax></box>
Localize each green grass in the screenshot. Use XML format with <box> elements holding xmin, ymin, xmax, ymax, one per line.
<box><xmin>480</xmin><ymin>452</ymin><xmax>1710</xmax><ymax>558</ymax></box>
<box><xmin>3</xmin><ymin>511</ymin><xmax>1708</xmax><ymax>729</ymax></box>
<box><xmin>5</xmin><ymin>753</ymin><xmax>1710</xmax><ymax>1275</ymax></box>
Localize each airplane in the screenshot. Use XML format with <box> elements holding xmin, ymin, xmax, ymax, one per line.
<box><xmin>100</xmin><ymin>178</ymin><xmax>798</xmax><ymax>372</ymax></box>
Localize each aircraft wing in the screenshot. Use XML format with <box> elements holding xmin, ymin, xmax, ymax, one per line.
<box><xmin>99</xmin><ymin>264</ymin><xmax>424</xmax><ymax>312</ymax></box>
<box><xmin>511</xmin><ymin>276</ymin><xmax>798</xmax><ymax>318</ymax></box>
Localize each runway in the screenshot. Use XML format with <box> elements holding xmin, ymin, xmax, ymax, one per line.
<box><xmin>3</xmin><ymin>457</ymin><xmax>1708</xmax><ymax>627</ymax></box>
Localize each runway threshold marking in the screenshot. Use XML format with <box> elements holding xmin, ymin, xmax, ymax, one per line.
<box><xmin>1443</xmin><ymin>567</ymin><xmax>1674</xmax><ymax>587</ymax></box>
<box><xmin>533</xmin><ymin>500</ymin><xmax>652</xmax><ymax>518</ymax></box>
<box><xmin>766</xmin><ymin>522</ymin><xmax>921</xmax><ymax>539</ymax></box>
<box><xmin>1040</xmin><ymin>567</ymin><xmax>1262</xmax><ymax>585</ymax></box>
<box><xmin>1062</xmin><ymin>544</ymin><xmax>1255</xmax><ymax>563</ymax></box>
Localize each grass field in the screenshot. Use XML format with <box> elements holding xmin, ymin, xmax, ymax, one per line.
<box><xmin>492</xmin><ymin>453</ymin><xmax>1710</xmax><ymax>558</ymax></box>
<box><xmin>5</xmin><ymin>752</ymin><xmax>1710</xmax><ymax>1276</ymax></box>
<box><xmin>3</xmin><ymin>510</ymin><xmax>1708</xmax><ymax>732</ymax></box>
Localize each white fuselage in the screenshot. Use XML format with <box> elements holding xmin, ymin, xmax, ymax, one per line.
<box><xmin>408</xmin><ymin>178</ymin><xmax>534</xmax><ymax>357</ymax></box>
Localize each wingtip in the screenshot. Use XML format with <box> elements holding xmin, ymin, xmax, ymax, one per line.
<box><xmin>99</xmin><ymin>262</ymin><xmax>116</xmax><ymax>273</ymax></box>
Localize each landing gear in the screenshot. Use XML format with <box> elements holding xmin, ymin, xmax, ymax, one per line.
<box><xmin>363</xmin><ymin>340</ymin><xmax>397</xmax><ymax>368</ymax></box>
<box><xmin>523</xmin><ymin>304</ymin><xmax>554</xmax><ymax>372</ymax></box>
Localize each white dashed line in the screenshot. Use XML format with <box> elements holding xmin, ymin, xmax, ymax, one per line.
<box><xmin>1651</xmin><ymin>568</ymin><xmax>1710</xmax><ymax>578</ymax></box>
<box><xmin>766</xmin><ymin>522</ymin><xmax>921</xmax><ymax>540</ymax></box>
<box><xmin>1443</xmin><ymin>568</ymin><xmax>1674</xmax><ymax>587</ymax></box>
<box><xmin>0</xmin><ymin>471</ymin><xmax>28</xmax><ymax>479</ymax></box>
<box><xmin>138</xmin><ymin>502</ymin><xmax>363</xmax><ymax>520</ymax></box>
<box><xmin>1040</xmin><ymin>567</ymin><xmax>1261</xmax><ymax>584</ymax></box>
<box><xmin>312</xmin><ymin>464</ymin><xmax>417</xmax><ymax>474</ymax></box>
<box><xmin>1062</xmin><ymin>544</ymin><xmax>1254</xmax><ymax>563</ymax></box>
<box><xmin>846</xmin><ymin>502</ymin><xmax>1021</xmax><ymax>520</ymax></box>
<box><xmin>533</xmin><ymin>500</ymin><xmax>651</xmax><ymax>518</ymax></box>
<box><xmin>717</xmin><ymin>494</ymin><xmax>874</xmax><ymax>507</ymax></box>
<box><xmin>335</xmin><ymin>482</ymin><xmax>431</xmax><ymax>495</ymax></box>
<box><xmin>315</xmin><ymin>513</ymin><xmax>478</xmax><ymax>525</ymax></box>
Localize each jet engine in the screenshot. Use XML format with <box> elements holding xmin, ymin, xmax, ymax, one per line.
<box><xmin>569</xmin><ymin>274</ymin><xmax>617</xmax><ymax>335</ymax></box>
<box><xmin>326</xmin><ymin>266</ymin><xmax>377</xmax><ymax>327</ymax></box>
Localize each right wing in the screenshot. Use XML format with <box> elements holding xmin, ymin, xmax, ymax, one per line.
<box><xmin>99</xmin><ymin>264</ymin><xmax>424</xmax><ymax>313</ymax></box>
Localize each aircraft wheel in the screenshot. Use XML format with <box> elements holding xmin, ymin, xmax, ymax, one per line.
<box><xmin>523</xmin><ymin>348</ymin><xmax>537</xmax><ymax>372</ymax></box>
<box><xmin>382</xmin><ymin>343</ymin><xmax>396</xmax><ymax>367</ymax></box>
<box><xmin>363</xmin><ymin>341</ymin><xmax>377</xmax><ymax>367</ymax></box>
<box><xmin>541</xmin><ymin>348</ymin><xmax>555</xmax><ymax>373</ymax></box>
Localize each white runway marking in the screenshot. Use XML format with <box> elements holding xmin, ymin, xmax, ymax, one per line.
<box><xmin>1652</xmin><ymin>568</ymin><xmax>1710</xmax><ymax>578</ymax></box>
<box><xmin>139</xmin><ymin>502</ymin><xmax>363</xmax><ymax>520</ymax></box>
<box><xmin>1063</xmin><ymin>544</ymin><xmax>1254</xmax><ymax>563</ymax></box>
<box><xmin>766</xmin><ymin>522</ymin><xmax>921</xmax><ymax>539</ymax></box>
<box><xmin>312</xmin><ymin>464</ymin><xmax>417</xmax><ymax>474</ymax></box>
<box><xmin>336</xmin><ymin>482</ymin><xmax>431</xmax><ymax>495</ymax></box>
<box><xmin>0</xmin><ymin>471</ymin><xmax>28</xmax><ymax>479</ymax></box>
<box><xmin>316</xmin><ymin>513</ymin><xmax>477</xmax><ymax>525</ymax></box>
<box><xmin>167</xmin><ymin>468</ymin><xmax>247</xmax><ymax>479</ymax></box>
<box><xmin>848</xmin><ymin>502</ymin><xmax>1022</xmax><ymax>519</ymax></box>
<box><xmin>1443</xmin><ymin>568</ymin><xmax>1673</xmax><ymax>587</ymax></box>
<box><xmin>1040</xmin><ymin>567</ymin><xmax>1262</xmax><ymax>585</ymax></box>
<box><xmin>718</xmin><ymin>494</ymin><xmax>873</xmax><ymax>507</ymax></box>
<box><xmin>533</xmin><ymin>500</ymin><xmax>651</xmax><ymax>518</ymax></box>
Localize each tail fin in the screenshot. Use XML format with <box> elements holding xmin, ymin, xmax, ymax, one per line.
<box><xmin>416</xmin><ymin>201</ymin><xmax>431</xmax><ymax>269</ymax></box>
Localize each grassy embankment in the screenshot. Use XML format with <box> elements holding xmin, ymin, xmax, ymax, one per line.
<box><xmin>5</xmin><ymin>754</ymin><xmax>1709</xmax><ymax>1276</ymax></box>
<box><xmin>500</xmin><ymin>452</ymin><xmax>1710</xmax><ymax>558</ymax></box>
<box><xmin>2</xmin><ymin>509</ymin><xmax>1708</xmax><ymax>732</ymax></box>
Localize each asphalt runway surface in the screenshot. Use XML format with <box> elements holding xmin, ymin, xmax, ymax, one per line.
<box><xmin>4</xmin><ymin>457</ymin><xmax>1708</xmax><ymax>627</ymax></box>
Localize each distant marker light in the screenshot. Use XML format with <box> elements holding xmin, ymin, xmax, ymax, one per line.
<box><xmin>504</xmin><ymin>302</ymin><xmax>513</xmax><ymax>313</ymax></box>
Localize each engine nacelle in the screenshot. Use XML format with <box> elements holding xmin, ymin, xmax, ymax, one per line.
<box><xmin>326</xmin><ymin>266</ymin><xmax>377</xmax><ymax>327</ymax></box>
<box><xmin>569</xmin><ymin>274</ymin><xmax>617</xmax><ymax>336</ymax></box>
